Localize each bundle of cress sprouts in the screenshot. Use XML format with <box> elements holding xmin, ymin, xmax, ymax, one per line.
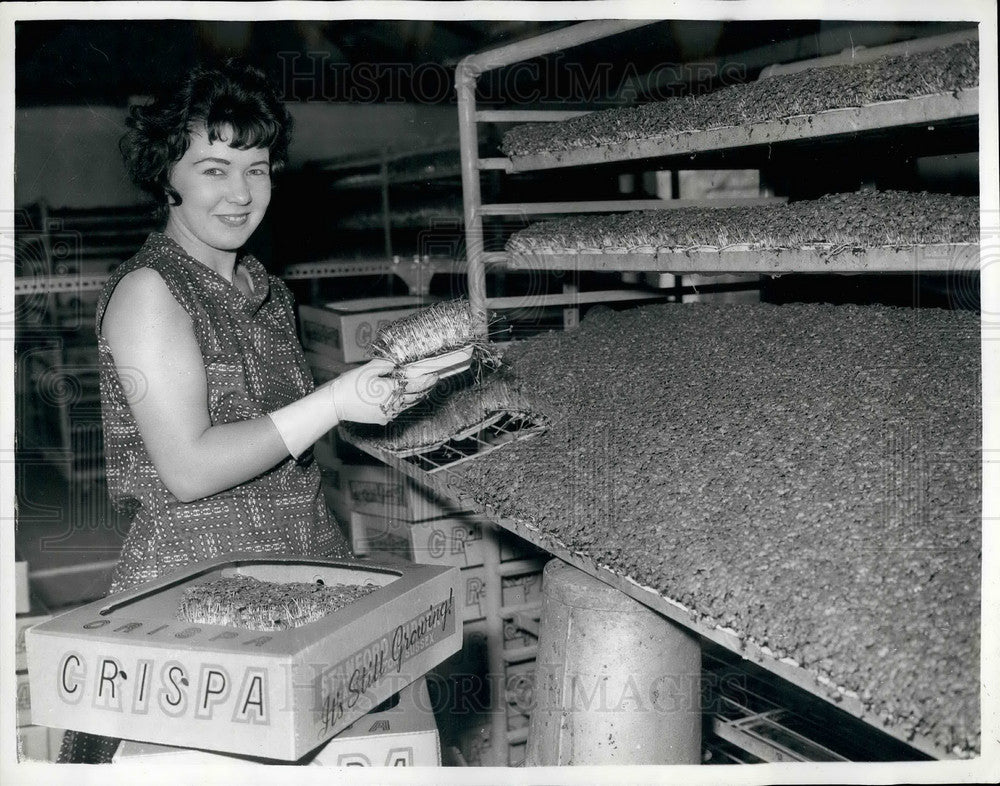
<box><xmin>368</xmin><ymin>299</ymin><xmax>501</xmax><ymax>369</ymax></box>
<box><xmin>177</xmin><ymin>575</ymin><xmax>378</xmax><ymax>632</ymax></box>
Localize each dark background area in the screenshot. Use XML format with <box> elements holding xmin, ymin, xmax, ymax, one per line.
<box><xmin>16</xmin><ymin>18</ymin><xmax>974</xmax><ymax>106</ymax></box>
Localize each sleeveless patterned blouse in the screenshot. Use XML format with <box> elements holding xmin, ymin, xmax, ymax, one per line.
<box><xmin>96</xmin><ymin>232</ymin><xmax>351</xmax><ymax>593</ymax></box>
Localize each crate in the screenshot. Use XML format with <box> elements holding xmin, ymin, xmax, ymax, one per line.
<box><xmin>26</xmin><ymin>553</ymin><xmax>461</xmax><ymax>760</ymax></box>
<box><xmin>299</xmin><ymin>296</ymin><xmax>440</xmax><ymax>363</ymax></box>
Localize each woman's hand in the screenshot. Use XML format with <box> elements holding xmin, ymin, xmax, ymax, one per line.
<box><xmin>331</xmin><ymin>359</ymin><xmax>436</xmax><ymax>425</ymax></box>
<box><xmin>268</xmin><ymin>359</ymin><xmax>436</xmax><ymax>459</ymax></box>
<box><xmin>102</xmin><ymin>269</ymin><xmax>441</xmax><ymax>499</ymax></box>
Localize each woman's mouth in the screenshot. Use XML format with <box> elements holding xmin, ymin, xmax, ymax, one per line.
<box><xmin>217</xmin><ymin>213</ymin><xmax>250</xmax><ymax>227</ymax></box>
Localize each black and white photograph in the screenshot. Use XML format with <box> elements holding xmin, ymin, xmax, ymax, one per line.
<box><xmin>1</xmin><ymin>1</ymin><xmax>997</xmax><ymax>784</ymax></box>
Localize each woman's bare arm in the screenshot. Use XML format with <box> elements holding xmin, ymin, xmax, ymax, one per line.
<box><xmin>101</xmin><ymin>267</ymin><xmax>290</xmax><ymax>502</ymax></box>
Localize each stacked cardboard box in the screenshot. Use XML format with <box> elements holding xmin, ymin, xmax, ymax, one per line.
<box><xmin>350</xmin><ymin>512</ymin><xmax>545</xmax><ymax>623</ymax></box>
<box><xmin>112</xmin><ymin>677</ymin><xmax>441</xmax><ymax>766</ymax></box>
<box><xmin>14</xmin><ymin>566</ymin><xmax>64</xmax><ymax>763</ymax></box>
<box><xmin>299</xmin><ymin>296</ymin><xmax>440</xmax><ymax>364</ymax></box>
<box><xmin>315</xmin><ymin>443</ymin><xmax>546</xmax><ymax>765</ymax></box>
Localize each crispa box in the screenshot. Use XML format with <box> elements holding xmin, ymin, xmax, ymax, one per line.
<box><xmin>25</xmin><ymin>554</ymin><xmax>461</xmax><ymax>760</ymax></box>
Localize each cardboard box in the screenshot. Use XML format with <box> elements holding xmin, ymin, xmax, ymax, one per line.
<box><xmin>460</xmin><ymin>566</ymin><xmax>489</xmax><ymax>623</ymax></box>
<box><xmin>111</xmin><ymin>677</ymin><xmax>440</xmax><ymax>766</ymax></box>
<box><xmin>349</xmin><ymin>511</ymin><xmax>410</xmax><ymax>560</ymax></box>
<box><xmin>501</xmin><ymin>570</ymin><xmax>545</xmax><ymax>610</ymax></box>
<box><xmin>349</xmin><ymin>517</ymin><xmax>545</xmax><ymax>622</ymax></box>
<box><xmin>308</xmin><ymin>675</ymin><xmax>440</xmax><ymax>766</ymax></box>
<box><xmin>26</xmin><ymin>554</ymin><xmax>461</xmax><ymax>761</ymax></box>
<box><xmin>17</xmin><ymin>670</ymin><xmax>33</xmax><ymax>726</ymax></box>
<box><xmin>351</xmin><ymin>512</ymin><xmax>482</xmax><ymax>568</ymax></box>
<box><xmin>17</xmin><ymin>725</ymin><xmax>65</xmax><ymax>763</ymax></box>
<box><xmin>331</xmin><ymin>461</ymin><xmax>471</xmax><ymax>521</ymax></box>
<box><xmin>303</xmin><ymin>351</ymin><xmax>360</xmax><ymax>385</ymax></box>
<box><xmin>299</xmin><ymin>296</ymin><xmax>439</xmax><ymax>364</ymax></box>
<box><xmin>16</xmin><ymin>560</ymin><xmax>30</xmax><ymax>614</ymax></box>
<box><xmin>348</xmin><ymin>511</ymin><xmax>545</xmax><ymax>568</ymax></box>
<box><xmin>458</xmin><ymin>568</ymin><xmax>543</xmax><ymax>624</ymax></box>
<box><xmin>15</xmin><ymin>613</ymin><xmax>53</xmax><ymax>672</ymax></box>
<box><xmin>505</xmin><ymin>659</ymin><xmax>536</xmax><ymax>730</ymax></box>
<box><xmin>353</xmin><ymin>512</ymin><xmax>541</xmax><ymax>569</ymax></box>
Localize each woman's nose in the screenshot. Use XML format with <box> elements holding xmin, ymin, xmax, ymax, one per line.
<box><xmin>228</xmin><ymin>175</ymin><xmax>251</xmax><ymax>205</ymax></box>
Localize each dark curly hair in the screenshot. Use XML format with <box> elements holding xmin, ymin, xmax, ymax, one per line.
<box><xmin>120</xmin><ymin>60</ymin><xmax>292</xmax><ymax>218</ymax></box>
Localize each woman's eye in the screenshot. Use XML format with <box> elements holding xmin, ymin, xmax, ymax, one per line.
<box><xmin>203</xmin><ymin>168</ymin><xmax>225</xmax><ymax>176</ymax></box>
<box><xmin>248</xmin><ymin>167</ymin><xmax>270</xmax><ymax>176</ymax></box>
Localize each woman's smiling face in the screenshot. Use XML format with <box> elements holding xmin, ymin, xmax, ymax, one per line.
<box><xmin>165</xmin><ymin>124</ymin><xmax>272</xmax><ymax>264</ymax></box>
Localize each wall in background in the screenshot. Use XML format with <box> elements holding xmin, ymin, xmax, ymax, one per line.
<box><xmin>15</xmin><ymin>102</ymin><xmax>459</xmax><ymax>209</ymax></box>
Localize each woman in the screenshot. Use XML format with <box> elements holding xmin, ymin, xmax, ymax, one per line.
<box><xmin>58</xmin><ymin>60</ymin><xmax>434</xmax><ymax>763</ymax></box>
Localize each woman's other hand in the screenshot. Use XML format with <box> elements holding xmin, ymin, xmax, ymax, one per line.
<box><xmin>331</xmin><ymin>359</ymin><xmax>436</xmax><ymax>425</ymax></box>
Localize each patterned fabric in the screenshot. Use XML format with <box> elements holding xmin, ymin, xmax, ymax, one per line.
<box><xmin>96</xmin><ymin>232</ymin><xmax>351</xmax><ymax>595</ymax></box>
<box><xmin>56</xmin><ymin>731</ymin><xmax>120</xmax><ymax>764</ymax></box>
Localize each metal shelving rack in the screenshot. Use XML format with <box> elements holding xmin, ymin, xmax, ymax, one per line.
<box><xmin>14</xmin><ymin>256</ymin><xmax>468</xmax><ymax>298</ymax></box>
<box><xmin>12</xmin><ymin>146</ymin><xmax>469</xmax><ymax>299</ymax></box>
<box><xmin>14</xmin><ymin>204</ymin><xmax>161</xmax><ymax>481</ymax></box>
<box><xmin>339</xmin><ymin>426</ymin><xmax>906</xmax><ymax>757</ymax></box>
<box><xmin>281</xmin><ymin>141</ymin><xmax>502</xmax><ymax>304</ymax></box>
<box><xmin>503</xmin><ymin>243</ymin><xmax>980</xmax><ymax>274</ymax></box>
<box><xmin>339</xmin><ymin>19</ymin><xmax>984</xmax><ymax>763</ymax></box>
<box><xmin>456</xmin><ymin>22</ymin><xmax>980</xmax><ymax>330</ymax></box>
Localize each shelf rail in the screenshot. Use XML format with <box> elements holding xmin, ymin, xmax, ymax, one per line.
<box><xmin>456</xmin><ymin>20</ymin><xmax>659</xmax><ymax>334</ymax></box>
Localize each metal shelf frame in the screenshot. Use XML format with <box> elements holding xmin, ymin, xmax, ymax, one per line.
<box><xmin>457</xmin><ymin>20</ymin><xmax>658</xmax><ymax>332</ymax></box>
<box><xmin>455</xmin><ymin>21</ymin><xmax>981</xmax><ymax>332</ymax></box>
<box><xmin>311</xmin><ymin>143</ymin><xmax>465</xmax><ymax>261</ymax></box>
<box><xmin>16</xmin><ymin>257</ymin><xmax>474</xmax><ymax>298</ymax></box>
<box><xmin>439</xmin><ymin>19</ymin><xmax>984</xmax><ymax>761</ymax></box>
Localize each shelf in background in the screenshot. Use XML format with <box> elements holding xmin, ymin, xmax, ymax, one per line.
<box><xmin>329</xmin><ymin>165</ymin><xmax>463</xmax><ymax>190</ymax></box>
